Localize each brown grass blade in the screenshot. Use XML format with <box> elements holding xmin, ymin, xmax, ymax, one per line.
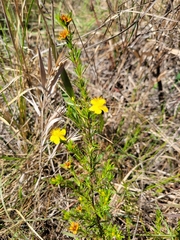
<box><xmin>38</xmin><ymin>48</ymin><xmax>47</xmax><ymax>89</ymax></box>
<box><xmin>48</xmin><ymin>63</ymin><xmax>64</xmax><ymax>94</ymax></box>
<box><xmin>48</xmin><ymin>47</ymin><xmax>52</xmax><ymax>75</ymax></box>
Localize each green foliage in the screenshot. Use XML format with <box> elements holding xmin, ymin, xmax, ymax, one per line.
<box><xmin>175</xmin><ymin>72</ymin><xmax>180</xmax><ymax>83</ymax></box>
<box><xmin>0</xmin><ymin>1</ymin><xmax>179</xmax><ymax>239</ymax></box>
<box><xmin>151</xmin><ymin>209</ymin><xmax>176</xmax><ymax>239</ymax></box>
<box><xmin>61</xmin><ymin>67</ymin><xmax>75</xmax><ymax>98</ymax></box>
<box><xmin>50</xmin><ymin>174</ymin><xmax>63</xmax><ymax>186</ymax></box>
<box><xmin>49</xmin><ymin>15</ymin><xmax>123</xmax><ymax>239</ymax></box>
<box><xmin>175</xmin><ymin>220</ymin><xmax>180</xmax><ymax>239</ymax></box>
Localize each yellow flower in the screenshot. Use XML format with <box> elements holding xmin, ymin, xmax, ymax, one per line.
<box><xmin>78</xmin><ymin>197</ymin><xmax>82</xmax><ymax>202</ymax></box>
<box><xmin>58</xmin><ymin>29</ymin><xmax>69</xmax><ymax>40</ymax></box>
<box><xmin>50</xmin><ymin>128</ymin><xmax>66</xmax><ymax>144</ymax></box>
<box><xmin>62</xmin><ymin>161</ymin><xmax>71</xmax><ymax>169</ymax></box>
<box><xmin>60</xmin><ymin>14</ymin><xmax>72</xmax><ymax>24</ymax></box>
<box><xmin>89</xmin><ymin>97</ymin><xmax>108</xmax><ymax>114</ymax></box>
<box><xmin>69</xmin><ymin>222</ymin><xmax>79</xmax><ymax>234</ymax></box>
<box><xmin>76</xmin><ymin>205</ymin><xmax>82</xmax><ymax>212</ymax></box>
<box><xmin>50</xmin><ymin>174</ymin><xmax>63</xmax><ymax>185</ymax></box>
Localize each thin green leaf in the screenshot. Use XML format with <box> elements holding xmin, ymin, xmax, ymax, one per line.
<box><xmin>22</xmin><ymin>0</ymin><xmax>35</xmax><ymax>46</ymax></box>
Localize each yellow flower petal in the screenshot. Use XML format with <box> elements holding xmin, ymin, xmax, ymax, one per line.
<box><xmin>91</xmin><ymin>97</ymin><xmax>106</xmax><ymax>105</ymax></box>
<box><xmin>50</xmin><ymin>128</ymin><xmax>66</xmax><ymax>144</ymax></box>
<box><xmin>59</xmin><ymin>129</ymin><xmax>66</xmax><ymax>136</ymax></box>
<box><xmin>50</xmin><ymin>135</ymin><xmax>60</xmax><ymax>144</ymax></box>
<box><xmin>89</xmin><ymin>105</ymin><xmax>98</xmax><ymax>112</ymax></box>
<box><xmin>89</xmin><ymin>97</ymin><xmax>108</xmax><ymax>114</ymax></box>
<box><xmin>101</xmin><ymin>105</ymin><xmax>108</xmax><ymax>113</ymax></box>
<box><xmin>58</xmin><ymin>29</ymin><xmax>69</xmax><ymax>40</ymax></box>
<box><xmin>60</xmin><ymin>14</ymin><xmax>72</xmax><ymax>23</ymax></box>
<box><xmin>69</xmin><ymin>222</ymin><xmax>79</xmax><ymax>234</ymax></box>
<box><xmin>91</xmin><ymin>106</ymin><xmax>102</xmax><ymax>114</ymax></box>
<box><xmin>62</xmin><ymin>161</ymin><xmax>71</xmax><ymax>169</ymax></box>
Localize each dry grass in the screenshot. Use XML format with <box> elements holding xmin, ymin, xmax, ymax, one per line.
<box><xmin>0</xmin><ymin>0</ymin><xmax>180</xmax><ymax>239</ymax></box>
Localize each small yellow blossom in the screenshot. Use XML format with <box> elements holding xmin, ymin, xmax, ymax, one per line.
<box><xmin>62</xmin><ymin>161</ymin><xmax>71</xmax><ymax>169</ymax></box>
<box><xmin>76</xmin><ymin>205</ymin><xmax>82</xmax><ymax>212</ymax></box>
<box><xmin>69</xmin><ymin>222</ymin><xmax>79</xmax><ymax>234</ymax></box>
<box><xmin>58</xmin><ymin>29</ymin><xmax>69</xmax><ymax>40</ymax></box>
<box><xmin>89</xmin><ymin>97</ymin><xmax>108</xmax><ymax>114</ymax></box>
<box><xmin>60</xmin><ymin>14</ymin><xmax>72</xmax><ymax>24</ymax></box>
<box><xmin>50</xmin><ymin>174</ymin><xmax>63</xmax><ymax>185</ymax></box>
<box><xmin>50</xmin><ymin>128</ymin><xmax>66</xmax><ymax>144</ymax></box>
<box><xmin>78</xmin><ymin>197</ymin><xmax>82</xmax><ymax>202</ymax></box>
<box><xmin>100</xmin><ymin>190</ymin><xmax>106</xmax><ymax>197</ymax></box>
